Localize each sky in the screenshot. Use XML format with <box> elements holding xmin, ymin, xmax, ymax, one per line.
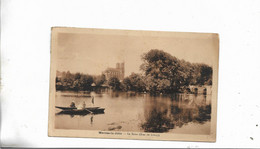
<box><xmin>55</xmin><ymin>30</ymin><xmax>218</xmax><ymax>77</ymax></box>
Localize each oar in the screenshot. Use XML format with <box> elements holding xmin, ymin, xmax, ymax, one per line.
<box><xmin>84</xmin><ymin>108</ymin><xmax>93</xmax><ymax>114</ymax></box>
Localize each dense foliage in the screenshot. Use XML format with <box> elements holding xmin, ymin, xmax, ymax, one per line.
<box><xmin>56</xmin><ymin>71</ymin><xmax>104</xmax><ymax>91</ymax></box>
<box><xmin>56</xmin><ymin>49</ymin><xmax>212</xmax><ymax>93</ymax></box>
<box><xmin>122</xmin><ymin>73</ymin><xmax>146</xmax><ymax>92</ymax></box>
<box><xmin>140</xmin><ymin>49</ymin><xmax>212</xmax><ymax>93</ymax></box>
<box><xmin>108</xmin><ymin>77</ymin><xmax>121</xmax><ymax>91</ymax></box>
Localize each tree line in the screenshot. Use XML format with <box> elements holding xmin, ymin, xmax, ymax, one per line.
<box><xmin>55</xmin><ymin>71</ymin><xmax>105</xmax><ymax>91</ymax></box>
<box><xmin>56</xmin><ymin>49</ymin><xmax>212</xmax><ymax>94</ymax></box>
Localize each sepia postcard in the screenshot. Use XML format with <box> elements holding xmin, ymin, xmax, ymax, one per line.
<box><xmin>48</xmin><ymin>27</ymin><xmax>219</xmax><ymax>142</ymax></box>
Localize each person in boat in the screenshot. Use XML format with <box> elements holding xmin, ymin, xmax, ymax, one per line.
<box><xmin>70</xmin><ymin>101</ymin><xmax>76</xmax><ymax>108</ymax></box>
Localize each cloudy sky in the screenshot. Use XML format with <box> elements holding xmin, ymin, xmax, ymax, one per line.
<box><xmin>55</xmin><ymin>30</ymin><xmax>218</xmax><ymax>77</ymax></box>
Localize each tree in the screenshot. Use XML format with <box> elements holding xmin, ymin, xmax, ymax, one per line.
<box><xmin>108</xmin><ymin>77</ymin><xmax>121</xmax><ymax>91</ymax></box>
<box><xmin>122</xmin><ymin>77</ymin><xmax>131</xmax><ymax>91</ymax></box>
<box><xmin>73</xmin><ymin>79</ymin><xmax>81</xmax><ymax>92</ymax></box>
<box><xmin>80</xmin><ymin>74</ymin><xmax>94</xmax><ymax>91</ymax></box>
<box><xmin>141</xmin><ymin>49</ymin><xmax>183</xmax><ymax>93</ymax></box>
<box><xmin>123</xmin><ymin>73</ymin><xmax>146</xmax><ymax>92</ymax></box>
<box><xmin>74</xmin><ymin>72</ymin><xmax>81</xmax><ymax>80</ymax></box>
<box><xmin>94</xmin><ymin>74</ymin><xmax>106</xmax><ymax>87</ymax></box>
<box><xmin>140</xmin><ymin>49</ymin><xmax>213</xmax><ymax>93</ymax></box>
<box><xmin>197</xmin><ymin>64</ymin><xmax>212</xmax><ymax>85</ymax></box>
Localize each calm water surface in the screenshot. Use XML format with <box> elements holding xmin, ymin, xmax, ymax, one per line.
<box><xmin>55</xmin><ymin>90</ymin><xmax>211</xmax><ymax>134</ymax></box>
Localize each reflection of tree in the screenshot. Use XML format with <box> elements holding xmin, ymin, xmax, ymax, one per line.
<box><xmin>141</xmin><ymin>109</ymin><xmax>174</xmax><ymax>132</ymax></box>
<box><xmin>110</xmin><ymin>91</ymin><xmax>120</xmax><ymax>98</ymax></box>
<box><xmin>196</xmin><ymin>105</ymin><xmax>211</xmax><ymax>123</ymax></box>
<box><xmin>141</xmin><ymin>98</ymin><xmax>211</xmax><ymax>133</ymax></box>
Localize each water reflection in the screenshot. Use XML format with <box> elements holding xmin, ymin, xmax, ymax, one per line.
<box><xmin>141</xmin><ymin>109</ymin><xmax>174</xmax><ymax>132</ymax></box>
<box><xmin>141</xmin><ymin>94</ymin><xmax>211</xmax><ymax>133</ymax></box>
<box><xmin>90</xmin><ymin>115</ymin><xmax>93</xmax><ymax>125</ymax></box>
<box><xmin>55</xmin><ymin>91</ymin><xmax>211</xmax><ymax>134</ymax></box>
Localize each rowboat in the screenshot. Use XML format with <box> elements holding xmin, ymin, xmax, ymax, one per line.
<box><xmin>55</xmin><ymin>106</ymin><xmax>105</xmax><ymax>115</ymax></box>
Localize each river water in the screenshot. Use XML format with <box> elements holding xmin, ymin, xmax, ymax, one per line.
<box><xmin>55</xmin><ymin>90</ymin><xmax>211</xmax><ymax>134</ymax></box>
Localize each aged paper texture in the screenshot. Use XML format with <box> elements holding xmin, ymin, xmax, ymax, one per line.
<box><xmin>48</xmin><ymin>27</ymin><xmax>218</xmax><ymax>142</ymax></box>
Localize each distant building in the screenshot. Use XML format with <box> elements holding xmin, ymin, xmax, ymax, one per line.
<box><xmin>102</xmin><ymin>63</ymin><xmax>125</xmax><ymax>81</ymax></box>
